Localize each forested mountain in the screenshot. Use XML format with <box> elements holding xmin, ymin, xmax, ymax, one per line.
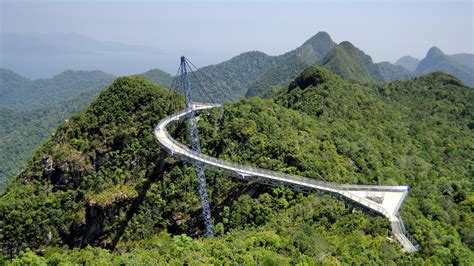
<box><xmin>193</xmin><ymin>51</ymin><xmax>281</xmax><ymax>101</ymax></box>
<box><xmin>377</xmin><ymin>62</ymin><xmax>414</xmax><ymax>81</ymax></box>
<box><xmin>1</xmin><ymin>67</ymin><xmax>472</xmax><ymax>264</ymax></box>
<box><xmin>246</xmin><ymin>36</ymin><xmax>411</xmax><ymax>98</ymax></box>
<box><xmin>0</xmin><ymin>69</ymin><xmax>115</xmax><ymax>190</ymax></box>
<box><xmin>0</xmin><ymin>69</ymin><xmax>33</xmax><ymax>102</ymax></box>
<box><xmin>0</xmin><ymin>91</ymin><xmax>103</xmax><ymax>191</ymax></box>
<box><xmin>245</xmin><ymin>31</ymin><xmax>336</xmax><ymax>97</ymax></box>
<box><xmin>138</xmin><ymin>33</ymin><xmax>472</xmax><ymax>100</ymax></box>
<box><xmin>138</xmin><ymin>31</ymin><xmax>336</xmax><ymax>100</ymax></box>
<box><xmin>319</xmin><ymin>41</ymin><xmax>376</xmax><ymax>83</ymax></box>
<box><xmin>415</xmin><ymin>47</ymin><xmax>474</xmax><ymax>87</ymax></box>
<box><xmin>247</xmin><ymin>38</ymin><xmax>474</xmax><ymax>99</ymax></box>
<box><xmin>394</xmin><ymin>56</ymin><xmax>420</xmax><ymax>71</ymax></box>
<box><xmin>137</xmin><ymin>51</ymin><xmax>280</xmax><ymax>101</ymax></box>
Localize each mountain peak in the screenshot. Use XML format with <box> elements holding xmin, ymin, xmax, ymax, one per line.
<box><xmin>426</xmin><ymin>46</ymin><xmax>444</xmax><ymax>58</ymax></box>
<box><xmin>415</xmin><ymin>46</ymin><xmax>474</xmax><ymax>86</ymax></box>
<box><xmin>306</xmin><ymin>31</ymin><xmax>332</xmax><ymax>43</ymax></box>
<box><xmin>394</xmin><ymin>56</ymin><xmax>420</xmax><ymax>71</ymax></box>
<box><xmin>298</xmin><ymin>31</ymin><xmax>336</xmax><ymax>60</ymax></box>
<box><xmin>303</xmin><ymin>31</ymin><xmax>336</xmax><ymax>50</ymax></box>
<box><xmin>305</xmin><ymin>31</ymin><xmax>333</xmax><ymax>44</ymax></box>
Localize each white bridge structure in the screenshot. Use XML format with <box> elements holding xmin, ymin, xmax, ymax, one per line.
<box><xmin>154</xmin><ymin>103</ymin><xmax>420</xmax><ymax>252</ymax></box>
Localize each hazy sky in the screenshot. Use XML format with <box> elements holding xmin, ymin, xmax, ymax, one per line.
<box><xmin>1</xmin><ymin>0</ymin><xmax>473</xmax><ymax>71</ymax></box>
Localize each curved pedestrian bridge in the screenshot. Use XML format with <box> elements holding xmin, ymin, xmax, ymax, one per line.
<box><xmin>154</xmin><ymin>103</ymin><xmax>419</xmax><ymax>252</ymax></box>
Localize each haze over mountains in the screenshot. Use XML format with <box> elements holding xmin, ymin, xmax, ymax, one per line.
<box><xmin>1</xmin><ymin>32</ymin><xmax>176</xmax><ymax>79</ymax></box>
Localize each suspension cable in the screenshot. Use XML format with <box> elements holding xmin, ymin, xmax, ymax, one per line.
<box><xmin>184</xmin><ymin>58</ymin><xmax>236</xmax><ymax>103</ymax></box>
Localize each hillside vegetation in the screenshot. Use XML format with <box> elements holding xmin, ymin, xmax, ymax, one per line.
<box><xmin>1</xmin><ymin>67</ymin><xmax>472</xmax><ymax>264</ymax></box>
<box><xmin>0</xmin><ymin>70</ymin><xmax>115</xmax><ymax>190</ymax></box>
<box><xmin>196</xmin><ymin>51</ymin><xmax>281</xmax><ymax>101</ymax></box>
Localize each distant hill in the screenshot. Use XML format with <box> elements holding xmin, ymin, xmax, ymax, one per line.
<box><xmin>415</xmin><ymin>47</ymin><xmax>474</xmax><ymax>87</ymax></box>
<box><xmin>0</xmin><ymin>68</ymin><xmax>33</xmax><ymax>106</ymax></box>
<box><xmin>247</xmin><ymin>36</ymin><xmax>411</xmax><ymax>97</ymax></box>
<box><xmin>0</xmin><ymin>68</ymin><xmax>116</xmax><ymax>190</ymax></box>
<box><xmin>249</xmin><ymin>38</ymin><xmax>474</xmax><ymax>99</ymax></box>
<box><xmin>0</xmin><ymin>68</ymin><xmax>115</xmax><ymax>108</ymax></box>
<box><xmin>395</xmin><ymin>56</ymin><xmax>420</xmax><ymax>71</ymax></box>
<box><xmin>139</xmin><ymin>69</ymin><xmax>173</xmax><ymax>88</ymax></box>
<box><xmin>320</xmin><ymin>41</ymin><xmax>376</xmax><ymax>83</ymax></box>
<box><xmin>450</xmin><ymin>53</ymin><xmax>474</xmax><ymax>69</ymax></box>
<box><xmin>377</xmin><ymin>62</ymin><xmax>414</xmax><ymax>81</ymax></box>
<box><xmin>320</xmin><ymin>41</ymin><xmax>411</xmax><ymax>84</ymax></box>
<box><xmin>278</xmin><ymin>31</ymin><xmax>337</xmax><ymax>64</ymax></box>
<box><xmin>195</xmin><ymin>51</ymin><xmax>281</xmax><ymax>101</ymax></box>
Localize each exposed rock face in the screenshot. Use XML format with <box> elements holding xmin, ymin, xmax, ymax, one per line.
<box><xmin>82</xmin><ymin>199</ymin><xmax>127</xmax><ymax>247</ymax></box>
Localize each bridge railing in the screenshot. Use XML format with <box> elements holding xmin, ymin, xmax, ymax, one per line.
<box><xmin>337</xmin><ymin>184</ymin><xmax>408</xmax><ymax>192</ymax></box>
<box><xmin>395</xmin><ymin>215</ymin><xmax>420</xmax><ymax>250</ymax></box>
